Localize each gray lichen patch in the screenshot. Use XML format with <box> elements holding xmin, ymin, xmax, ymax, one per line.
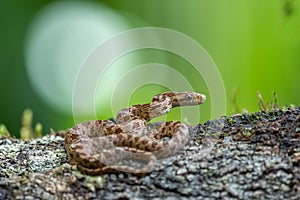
<box><xmin>5</xmin><ymin>164</ymin><xmax>105</xmax><ymax>200</ymax></box>
<box><xmin>0</xmin><ymin>134</ymin><xmax>67</xmax><ymax>178</ymax></box>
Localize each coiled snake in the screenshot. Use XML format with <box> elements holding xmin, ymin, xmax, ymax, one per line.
<box><xmin>65</xmin><ymin>92</ymin><xmax>206</xmax><ymax>174</ymax></box>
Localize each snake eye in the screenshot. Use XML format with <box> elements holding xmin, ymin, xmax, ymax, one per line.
<box><xmin>187</xmin><ymin>94</ymin><xmax>192</xmax><ymax>100</ymax></box>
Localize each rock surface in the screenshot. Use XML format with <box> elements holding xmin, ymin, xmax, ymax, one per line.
<box><xmin>0</xmin><ymin>107</ymin><xmax>299</xmax><ymax>199</ymax></box>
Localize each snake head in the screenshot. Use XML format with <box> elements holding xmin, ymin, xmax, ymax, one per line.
<box><xmin>153</xmin><ymin>91</ymin><xmax>206</xmax><ymax>107</ymax></box>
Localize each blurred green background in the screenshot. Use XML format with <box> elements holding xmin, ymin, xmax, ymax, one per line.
<box><xmin>0</xmin><ymin>0</ymin><xmax>299</xmax><ymax>137</ymax></box>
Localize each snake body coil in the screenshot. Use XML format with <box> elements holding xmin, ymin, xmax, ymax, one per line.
<box><xmin>65</xmin><ymin>92</ymin><xmax>206</xmax><ymax>174</ymax></box>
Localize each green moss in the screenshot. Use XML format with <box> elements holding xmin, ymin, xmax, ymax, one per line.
<box><xmin>0</xmin><ymin>124</ymin><xmax>10</xmax><ymax>136</ymax></box>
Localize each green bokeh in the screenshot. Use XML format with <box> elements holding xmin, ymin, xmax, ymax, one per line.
<box><xmin>0</xmin><ymin>0</ymin><xmax>299</xmax><ymax>137</ymax></box>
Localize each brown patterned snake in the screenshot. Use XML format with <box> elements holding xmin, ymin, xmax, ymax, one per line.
<box><xmin>65</xmin><ymin>92</ymin><xmax>206</xmax><ymax>174</ymax></box>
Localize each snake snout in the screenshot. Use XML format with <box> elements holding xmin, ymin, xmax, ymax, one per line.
<box><xmin>199</xmin><ymin>93</ymin><xmax>206</xmax><ymax>103</ymax></box>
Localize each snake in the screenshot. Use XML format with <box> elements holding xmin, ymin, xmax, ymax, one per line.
<box><xmin>65</xmin><ymin>91</ymin><xmax>206</xmax><ymax>174</ymax></box>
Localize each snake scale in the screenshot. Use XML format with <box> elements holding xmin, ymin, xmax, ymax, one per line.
<box><xmin>65</xmin><ymin>91</ymin><xmax>206</xmax><ymax>174</ymax></box>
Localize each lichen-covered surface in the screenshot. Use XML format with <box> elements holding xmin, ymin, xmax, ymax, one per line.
<box><xmin>0</xmin><ymin>107</ymin><xmax>299</xmax><ymax>199</ymax></box>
